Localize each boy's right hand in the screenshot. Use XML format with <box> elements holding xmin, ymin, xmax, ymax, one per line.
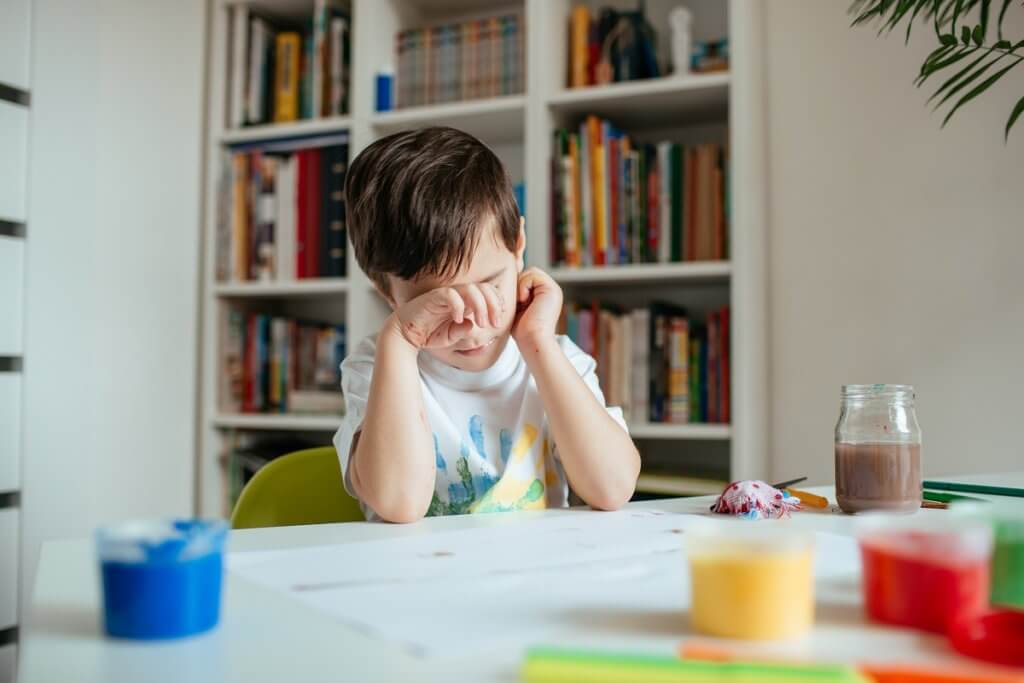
<box><xmin>387</xmin><ymin>283</ymin><xmax>504</xmax><ymax>350</ymax></box>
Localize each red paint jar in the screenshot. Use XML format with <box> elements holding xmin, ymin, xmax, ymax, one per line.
<box><xmin>857</xmin><ymin>514</ymin><xmax>992</xmax><ymax>634</ymax></box>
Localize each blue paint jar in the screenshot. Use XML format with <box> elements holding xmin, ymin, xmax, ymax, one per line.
<box><xmin>97</xmin><ymin>519</ymin><xmax>228</xmax><ymax>640</ymax></box>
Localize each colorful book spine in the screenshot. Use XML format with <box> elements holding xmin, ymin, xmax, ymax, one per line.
<box><xmin>274</xmin><ymin>33</ymin><xmax>301</xmax><ymax>122</ymax></box>
<box><xmin>231</xmin><ymin>153</ymin><xmax>249</xmax><ymax>280</ymax></box>
<box><xmin>668</xmin><ymin>317</ymin><xmax>690</xmax><ymax>424</ymax></box>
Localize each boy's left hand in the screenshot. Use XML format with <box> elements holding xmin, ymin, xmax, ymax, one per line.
<box><xmin>512</xmin><ymin>267</ymin><xmax>563</xmax><ymax>346</ymax></box>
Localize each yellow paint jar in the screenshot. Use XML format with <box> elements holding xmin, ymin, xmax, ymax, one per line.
<box><xmin>687</xmin><ymin>521</ymin><xmax>814</xmax><ymax>639</ymax></box>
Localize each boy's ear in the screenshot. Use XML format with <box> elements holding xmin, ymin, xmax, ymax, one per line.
<box><xmin>515</xmin><ymin>217</ymin><xmax>526</xmax><ymax>272</ymax></box>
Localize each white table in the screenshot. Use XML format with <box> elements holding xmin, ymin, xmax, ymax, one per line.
<box><xmin>18</xmin><ymin>475</ymin><xmax>1024</xmax><ymax>683</ymax></box>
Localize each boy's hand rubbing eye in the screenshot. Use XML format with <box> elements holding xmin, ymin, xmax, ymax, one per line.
<box><xmin>392</xmin><ymin>283</ymin><xmax>502</xmax><ymax>350</ymax></box>
<box><xmin>512</xmin><ymin>268</ymin><xmax>563</xmax><ymax>347</ymax></box>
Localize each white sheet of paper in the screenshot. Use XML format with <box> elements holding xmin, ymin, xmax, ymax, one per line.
<box><xmin>228</xmin><ymin>510</ymin><xmax>862</xmax><ymax>657</ymax></box>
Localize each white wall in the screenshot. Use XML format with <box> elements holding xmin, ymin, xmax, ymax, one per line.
<box><xmin>764</xmin><ymin>2</ymin><xmax>1024</xmax><ymax>483</ymax></box>
<box><xmin>21</xmin><ymin>0</ymin><xmax>205</xmax><ymax>610</ymax></box>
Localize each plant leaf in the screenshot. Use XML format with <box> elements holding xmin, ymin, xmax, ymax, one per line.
<box><xmin>953</xmin><ymin>0</ymin><xmax>967</xmax><ymax>34</ymax></box>
<box><xmin>997</xmin><ymin>0</ymin><xmax>1012</xmax><ymax>40</ymax></box>
<box><xmin>919</xmin><ymin>44</ymin><xmax>957</xmax><ymax>78</ymax></box>
<box><xmin>961</xmin><ymin>25</ymin><xmax>972</xmax><ymax>43</ymax></box>
<box><xmin>917</xmin><ymin>46</ymin><xmax>977</xmax><ymax>84</ymax></box>
<box><xmin>995</xmin><ymin>39</ymin><xmax>1012</xmax><ymax>48</ymax></box>
<box><xmin>883</xmin><ymin>0</ymin><xmax>919</xmax><ymax>33</ymax></box>
<box><xmin>1006</xmin><ymin>94</ymin><xmax>1024</xmax><ymax>140</ymax></box>
<box><xmin>933</xmin><ymin>53</ymin><xmax>1005</xmax><ymax>108</ymax></box>
<box><xmin>980</xmin><ymin>0</ymin><xmax>991</xmax><ymax>37</ymax></box>
<box><xmin>906</xmin><ymin>0</ymin><xmax>933</xmax><ymax>42</ymax></box>
<box><xmin>972</xmin><ymin>24</ymin><xmax>984</xmax><ymax>45</ymax></box>
<box><xmin>927</xmin><ymin>50</ymin><xmax>991</xmax><ymax>102</ymax></box>
<box><xmin>940</xmin><ymin>32</ymin><xmax>959</xmax><ymax>45</ymax></box>
<box><xmin>942</xmin><ymin>57</ymin><xmax>1024</xmax><ymax>127</ymax></box>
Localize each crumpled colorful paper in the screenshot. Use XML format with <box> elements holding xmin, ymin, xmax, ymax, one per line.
<box><xmin>710</xmin><ymin>480</ymin><xmax>802</xmax><ymax>520</ymax></box>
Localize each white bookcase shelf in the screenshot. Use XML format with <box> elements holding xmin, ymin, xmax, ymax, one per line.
<box><xmin>546</xmin><ymin>72</ymin><xmax>730</xmax><ymax>128</ymax></box>
<box><xmin>213</xmin><ymin>413</ymin><xmax>343</xmax><ymax>431</ymax></box>
<box><xmin>219</xmin><ymin>115</ymin><xmax>354</xmax><ymax>145</ymax></box>
<box><xmin>214</xmin><ymin>278</ymin><xmax>350</xmax><ymax>298</ymax></box>
<box><xmin>628</xmin><ymin>422</ymin><xmax>732</xmax><ymax>441</ymax></box>
<box><xmin>370</xmin><ymin>95</ymin><xmax>526</xmax><ymax>143</ymax></box>
<box><xmin>550</xmin><ymin>261</ymin><xmax>731</xmax><ymax>286</ymax></box>
<box><xmin>197</xmin><ymin>0</ymin><xmax>768</xmax><ymax>517</ymax></box>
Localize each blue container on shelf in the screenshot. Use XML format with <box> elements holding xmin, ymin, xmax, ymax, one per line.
<box><xmin>375</xmin><ymin>71</ymin><xmax>394</xmax><ymax>112</ymax></box>
<box><xmin>97</xmin><ymin>519</ymin><xmax>228</xmax><ymax>640</ymax></box>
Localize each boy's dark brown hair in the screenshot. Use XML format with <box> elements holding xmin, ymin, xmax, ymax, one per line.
<box><xmin>345</xmin><ymin>126</ymin><xmax>521</xmax><ymax>293</ymax></box>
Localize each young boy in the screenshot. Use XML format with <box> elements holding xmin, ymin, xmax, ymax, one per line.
<box><xmin>334</xmin><ymin>127</ymin><xmax>640</xmax><ymax>523</ymax></box>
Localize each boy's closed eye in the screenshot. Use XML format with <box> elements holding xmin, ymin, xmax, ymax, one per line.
<box><xmin>477</xmin><ymin>267</ymin><xmax>506</xmax><ymax>286</ymax></box>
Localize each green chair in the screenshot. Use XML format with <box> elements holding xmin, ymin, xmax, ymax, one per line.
<box><xmin>231</xmin><ymin>446</ymin><xmax>364</xmax><ymax>529</ymax></box>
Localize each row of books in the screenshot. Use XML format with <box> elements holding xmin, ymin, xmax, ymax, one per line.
<box><xmin>559</xmin><ymin>302</ymin><xmax>730</xmax><ymax>425</ymax></box>
<box><xmin>221</xmin><ymin>311</ymin><xmax>346</xmax><ymax>416</ymax></box>
<box><xmin>395</xmin><ymin>13</ymin><xmax>524</xmax><ymax>109</ymax></box>
<box><xmin>227</xmin><ymin>1</ymin><xmax>350</xmax><ymax>128</ymax></box>
<box><xmin>217</xmin><ymin>139</ymin><xmax>347</xmax><ymax>282</ymax></box>
<box><xmin>551</xmin><ymin>117</ymin><xmax>729</xmax><ymax>267</ymax></box>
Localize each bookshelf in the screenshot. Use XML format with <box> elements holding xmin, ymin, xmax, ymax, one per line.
<box><xmin>198</xmin><ymin>0</ymin><xmax>767</xmax><ymax>516</ymax></box>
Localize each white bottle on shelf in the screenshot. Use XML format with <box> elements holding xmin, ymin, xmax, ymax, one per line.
<box><xmin>669</xmin><ymin>6</ymin><xmax>693</xmax><ymax>77</ymax></box>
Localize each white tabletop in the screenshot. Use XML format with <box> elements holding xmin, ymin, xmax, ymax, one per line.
<box><xmin>18</xmin><ymin>475</ymin><xmax>1024</xmax><ymax>683</ymax></box>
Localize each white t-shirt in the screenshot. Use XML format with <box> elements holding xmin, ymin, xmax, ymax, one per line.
<box><xmin>333</xmin><ymin>335</ymin><xmax>627</xmax><ymax>521</ymax></box>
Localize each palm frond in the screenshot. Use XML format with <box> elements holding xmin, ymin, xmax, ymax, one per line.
<box><xmin>849</xmin><ymin>0</ymin><xmax>1024</xmax><ymax>139</ymax></box>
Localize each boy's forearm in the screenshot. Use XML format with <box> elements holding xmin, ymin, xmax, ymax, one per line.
<box><xmin>520</xmin><ymin>336</ymin><xmax>640</xmax><ymax>511</ymax></box>
<box><xmin>350</xmin><ymin>317</ymin><xmax>435</xmax><ymax>522</ymax></box>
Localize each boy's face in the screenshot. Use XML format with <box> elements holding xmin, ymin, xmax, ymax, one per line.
<box><xmin>385</xmin><ymin>218</ymin><xmax>526</xmax><ymax>371</ymax></box>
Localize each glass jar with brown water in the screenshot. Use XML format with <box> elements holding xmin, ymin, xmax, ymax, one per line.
<box><xmin>835</xmin><ymin>384</ymin><xmax>922</xmax><ymax>514</ymax></box>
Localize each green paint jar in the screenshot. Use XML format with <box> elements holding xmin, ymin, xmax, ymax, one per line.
<box><xmin>991</xmin><ymin>509</ymin><xmax>1024</xmax><ymax>609</ymax></box>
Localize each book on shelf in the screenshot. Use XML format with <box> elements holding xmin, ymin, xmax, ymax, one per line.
<box><xmin>216</xmin><ymin>136</ymin><xmax>348</xmax><ymax>282</ymax></box>
<box><xmin>566</xmin><ymin>5</ymin><xmax>660</xmax><ymax>89</ymax></box>
<box><xmin>551</xmin><ymin>116</ymin><xmax>729</xmax><ymax>268</ymax></box>
<box><xmin>226</xmin><ymin>0</ymin><xmax>350</xmax><ymax>129</ymax></box>
<box><xmin>394</xmin><ymin>12</ymin><xmax>523</xmax><ymax>110</ymax></box>
<box><xmin>220</xmin><ymin>309</ymin><xmax>346</xmax><ymax>417</ymax></box>
<box><xmin>559</xmin><ymin>301</ymin><xmax>730</xmax><ymax>426</ymax></box>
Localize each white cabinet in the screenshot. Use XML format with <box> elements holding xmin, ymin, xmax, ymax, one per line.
<box><xmin>0</xmin><ymin>374</ymin><xmax>20</xmax><ymax>493</ymax></box>
<box><xmin>0</xmin><ymin>237</ymin><xmax>23</xmax><ymax>356</ymax></box>
<box><xmin>0</xmin><ymin>102</ymin><xmax>28</xmax><ymax>223</ymax></box>
<box><xmin>0</xmin><ymin>0</ymin><xmax>31</xmax><ymax>91</ymax></box>
<box><xmin>0</xmin><ymin>508</ymin><xmax>17</xmax><ymax>629</ymax></box>
<box><xmin>0</xmin><ymin>643</ymin><xmax>15</xmax><ymax>683</ymax></box>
